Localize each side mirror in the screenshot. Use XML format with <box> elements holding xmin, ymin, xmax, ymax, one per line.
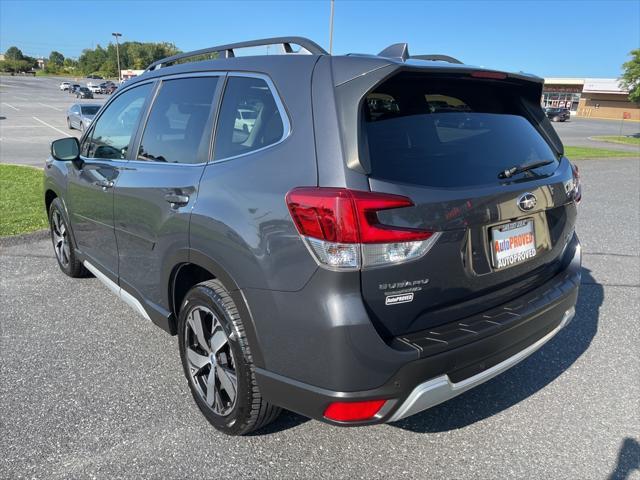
<box><xmin>51</xmin><ymin>137</ymin><xmax>80</xmax><ymax>161</ymax></box>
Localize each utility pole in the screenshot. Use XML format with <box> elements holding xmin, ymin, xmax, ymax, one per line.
<box><xmin>329</xmin><ymin>0</ymin><xmax>335</xmax><ymax>54</ymax></box>
<box><xmin>112</xmin><ymin>32</ymin><xmax>122</xmax><ymax>83</ymax></box>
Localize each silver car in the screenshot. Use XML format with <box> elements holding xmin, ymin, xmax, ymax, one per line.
<box><xmin>66</xmin><ymin>103</ymin><xmax>101</xmax><ymax>133</ymax></box>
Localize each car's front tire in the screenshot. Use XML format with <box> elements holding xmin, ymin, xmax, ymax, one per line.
<box><xmin>178</xmin><ymin>279</ymin><xmax>281</xmax><ymax>436</ymax></box>
<box><xmin>67</xmin><ymin>117</ymin><xmax>73</xmax><ymax>130</ymax></box>
<box><xmin>49</xmin><ymin>198</ymin><xmax>87</xmax><ymax>278</ymax></box>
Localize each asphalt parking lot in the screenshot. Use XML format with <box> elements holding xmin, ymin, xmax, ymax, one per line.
<box><xmin>1</xmin><ymin>76</ymin><xmax>639</xmax><ymax>479</ymax></box>
<box><xmin>0</xmin><ymin>75</ymin><xmax>107</xmax><ymax>167</ymax></box>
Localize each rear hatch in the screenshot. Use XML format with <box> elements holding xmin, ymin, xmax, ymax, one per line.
<box><xmin>356</xmin><ymin>70</ymin><xmax>578</xmax><ymax>337</ymax></box>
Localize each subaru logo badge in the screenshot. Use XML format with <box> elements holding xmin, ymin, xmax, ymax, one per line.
<box><xmin>518</xmin><ymin>193</ymin><xmax>537</xmax><ymax>212</ymax></box>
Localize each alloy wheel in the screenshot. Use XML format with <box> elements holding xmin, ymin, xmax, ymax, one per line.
<box><xmin>184</xmin><ymin>305</ymin><xmax>238</xmax><ymax>416</ymax></box>
<box><xmin>51</xmin><ymin>210</ymin><xmax>70</xmax><ymax>268</ymax></box>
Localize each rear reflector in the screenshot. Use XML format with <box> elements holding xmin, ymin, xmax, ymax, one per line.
<box><xmin>470</xmin><ymin>71</ymin><xmax>507</xmax><ymax>80</ymax></box>
<box><xmin>324</xmin><ymin>400</ymin><xmax>386</xmax><ymax>422</ymax></box>
<box><xmin>286</xmin><ymin>187</ymin><xmax>439</xmax><ymax>270</ymax></box>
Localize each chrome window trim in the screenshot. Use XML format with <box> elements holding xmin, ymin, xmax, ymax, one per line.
<box><xmin>209</xmin><ymin>71</ymin><xmax>292</xmax><ymax>164</ymax></box>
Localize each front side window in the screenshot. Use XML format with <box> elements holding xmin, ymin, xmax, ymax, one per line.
<box><xmin>84</xmin><ymin>83</ymin><xmax>152</xmax><ymax>160</ymax></box>
<box><xmin>137</xmin><ymin>77</ymin><xmax>218</xmax><ymax>164</ymax></box>
<box><xmin>213</xmin><ymin>76</ymin><xmax>285</xmax><ymax>160</ymax></box>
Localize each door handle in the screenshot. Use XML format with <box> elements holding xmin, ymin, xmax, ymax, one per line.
<box><xmin>96</xmin><ymin>180</ymin><xmax>114</xmax><ymax>190</ymax></box>
<box><xmin>164</xmin><ymin>193</ymin><xmax>190</xmax><ymax>207</ymax></box>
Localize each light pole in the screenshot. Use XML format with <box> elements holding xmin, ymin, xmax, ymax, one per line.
<box><xmin>328</xmin><ymin>0</ymin><xmax>335</xmax><ymax>54</ymax></box>
<box><xmin>112</xmin><ymin>32</ymin><xmax>122</xmax><ymax>83</ymax></box>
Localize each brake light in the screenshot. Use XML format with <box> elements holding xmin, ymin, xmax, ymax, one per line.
<box><xmin>286</xmin><ymin>187</ymin><xmax>440</xmax><ymax>269</ymax></box>
<box><xmin>470</xmin><ymin>71</ymin><xmax>507</xmax><ymax>80</ymax></box>
<box><xmin>324</xmin><ymin>400</ymin><xmax>386</xmax><ymax>422</ymax></box>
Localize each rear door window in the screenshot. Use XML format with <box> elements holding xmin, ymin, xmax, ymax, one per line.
<box><xmin>213</xmin><ymin>76</ymin><xmax>285</xmax><ymax>160</ymax></box>
<box><xmin>363</xmin><ymin>74</ymin><xmax>558</xmax><ymax>187</ymax></box>
<box><xmin>137</xmin><ymin>76</ymin><xmax>218</xmax><ymax>164</ymax></box>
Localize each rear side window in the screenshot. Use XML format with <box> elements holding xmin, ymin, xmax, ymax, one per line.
<box><xmin>85</xmin><ymin>83</ymin><xmax>151</xmax><ymax>160</ymax></box>
<box><xmin>363</xmin><ymin>74</ymin><xmax>558</xmax><ymax>187</ymax></box>
<box><xmin>213</xmin><ymin>76</ymin><xmax>285</xmax><ymax>160</ymax></box>
<box><xmin>137</xmin><ymin>77</ymin><xmax>218</xmax><ymax>164</ymax></box>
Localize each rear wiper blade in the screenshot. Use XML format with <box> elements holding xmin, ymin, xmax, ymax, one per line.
<box><xmin>498</xmin><ymin>159</ymin><xmax>555</xmax><ymax>179</ymax></box>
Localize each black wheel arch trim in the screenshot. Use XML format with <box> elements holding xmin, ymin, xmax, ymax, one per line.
<box><xmin>162</xmin><ymin>248</ymin><xmax>266</xmax><ymax>368</ymax></box>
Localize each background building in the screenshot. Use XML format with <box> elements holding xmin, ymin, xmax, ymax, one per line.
<box><xmin>543</xmin><ymin>77</ymin><xmax>638</xmax><ymax>120</ymax></box>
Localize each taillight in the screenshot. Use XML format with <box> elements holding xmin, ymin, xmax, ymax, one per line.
<box><xmin>286</xmin><ymin>187</ymin><xmax>440</xmax><ymax>269</ymax></box>
<box><xmin>324</xmin><ymin>399</ymin><xmax>386</xmax><ymax>422</ymax></box>
<box><xmin>470</xmin><ymin>71</ymin><xmax>507</xmax><ymax>80</ymax></box>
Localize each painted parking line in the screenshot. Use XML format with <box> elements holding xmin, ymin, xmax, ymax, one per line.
<box><xmin>38</xmin><ymin>103</ymin><xmax>63</xmax><ymax>111</ymax></box>
<box><xmin>1</xmin><ymin>102</ymin><xmax>19</xmax><ymax>111</ymax></box>
<box><xmin>32</xmin><ymin>116</ymin><xmax>71</xmax><ymax>137</ymax></box>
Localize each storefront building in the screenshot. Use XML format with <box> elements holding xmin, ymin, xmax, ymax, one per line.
<box><xmin>542</xmin><ymin>77</ymin><xmax>639</xmax><ymax>120</ymax></box>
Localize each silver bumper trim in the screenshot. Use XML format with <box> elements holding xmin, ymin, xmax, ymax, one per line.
<box><xmin>388</xmin><ymin>307</ymin><xmax>575</xmax><ymax>422</ymax></box>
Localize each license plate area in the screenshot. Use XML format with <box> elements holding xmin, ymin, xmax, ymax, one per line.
<box><xmin>490</xmin><ymin>219</ymin><xmax>536</xmax><ymax>270</ymax></box>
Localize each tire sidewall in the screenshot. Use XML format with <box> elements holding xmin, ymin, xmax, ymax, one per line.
<box><xmin>48</xmin><ymin>198</ymin><xmax>74</xmax><ymax>275</ymax></box>
<box><xmin>178</xmin><ymin>283</ymin><xmax>254</xmax><ymax>434</ymax></box>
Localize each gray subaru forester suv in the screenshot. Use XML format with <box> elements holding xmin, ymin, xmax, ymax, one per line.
<box><xmin>44</xmin><ymin>37</ymin><xmax>582</xmax><ymax>435</ymax></box>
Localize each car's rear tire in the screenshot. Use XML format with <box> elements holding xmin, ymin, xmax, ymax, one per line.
<box><xmin>67</xmin><ymin>117</ymin><xmax>73</xmax><ymax>130</ymax></box>
<box><xmin>48</xmin><ymin>198</ymin><xmax>88</xmax><ymax>278</ymax></box>
<box><xmin>178</xmin><ymin>279</ymin><xmax>281</xmax><ymax>436</ymax></box>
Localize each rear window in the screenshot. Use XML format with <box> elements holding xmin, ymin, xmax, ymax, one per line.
<box><xmin>81</xmin><ymin>106</ymin><xmax>99</xmax><ymax>115</ymax></box>
<box><xmin>363</xmin><ymin>74</ymin><xmax>558</xmax><ymax>187</ymax></box>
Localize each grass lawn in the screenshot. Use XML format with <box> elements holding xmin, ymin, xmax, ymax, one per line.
<box><xmin>591</xmin><ymin>135</ymin><xmax>640</xmax><ymax>146</ymax></box>
<box><xmin>564</xmin><ymin>146</ymin><xmax>639</xmax><ymax>159</ymax></box>
<box><xmin>0</xmin><ymin>164</ymin><xmax>48</xmax><ymax>236</ymax></box>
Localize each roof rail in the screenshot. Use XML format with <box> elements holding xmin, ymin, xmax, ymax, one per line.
<box><xmin>146</xmin><ymin>36</ymin><xmax>328</xmax><ymax>71</ymax></box>
<box><xmin>411</xmin><ymin>54</ymin><xmax>463</xmax><ymax>65</ymax></box>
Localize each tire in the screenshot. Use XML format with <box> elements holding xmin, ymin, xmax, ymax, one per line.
<box><xmin>67</xmin><ymin>117</ymin><xmax>73</xmax><ymax>130</ymax></box>
<box><xmin>48</xmin><ymin>198</ymin><xmax>88</xmax><ymax>278</ymax></box>
<box><xmin>178</xmin><ymin>279</ymin><xmax>281</xmax><ymax>435</ymax></box>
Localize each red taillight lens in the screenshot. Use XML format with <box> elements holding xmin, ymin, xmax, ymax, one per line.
<box><xmin>285</xmin><ymin>188</ymin><xmax>359</xmax><ymax>243</ymax></box>
<box><xmin>324</xmin><ymin>400</ymin><xmax>386</xmax><ymax>422</ymax></box>
<box><xmin>470</xmin><ymin>71</ymin><xmax>507</xmax><ymax>80</ymax></box>
<box><xmin>285</xmin><ymin>187</ymin><xmax>432</xmax><ymax>244</ymax></box>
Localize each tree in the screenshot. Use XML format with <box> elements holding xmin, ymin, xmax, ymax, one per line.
<box><xmin>4</xmin><ymin>46</ymin><xmax>23</xmax><ymax>61</ymax></box>
<box><xmin>49</xmin><ymin>51</ymin><xmax>65</xmax><ymax>67</ymax></box>
<box><xmin>620</xmin><ymin>49</ymin><xmax>640</xmax><ymax>104</ymax></box>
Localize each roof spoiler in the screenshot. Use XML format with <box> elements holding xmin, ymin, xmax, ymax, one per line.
<box><xmin>377</xmin><ymin>43</ymin><xmax>463</xmax><ymax>64</ymax></box>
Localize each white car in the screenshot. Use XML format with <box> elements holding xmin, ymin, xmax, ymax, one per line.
<box><xmin>59</xmin><ymin>81</ymin><xmax>70</xmax><ymax>91</ymax></box>
<box><xmin>88</xmin><ymin>84</ymin><xmax>102</xmax><ymax>94</ymax></box>
<box><xmin>234</xmin><ymin>108</ymin><xmax>257</xmax><ymax>132</ymax></box>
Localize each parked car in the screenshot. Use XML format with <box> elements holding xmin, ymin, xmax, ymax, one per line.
<box><xmin>75</xmin><ymin>87</ymin><xmax>93</xmax><ymax>99</ymax></box>
<box><xmin>88</xmin><ymin>84</ymin><xmax>102</xmax><ymax>94</ymax></box>
<box><xmin>87</xmin><ymin>74</ymin><xmax>104</xmax><ymax>80</ymax></box>
<box><xmin>59</xmin><ymin>81</ymin><xmax>71</xmax><ymax>91</ymax></box>
<box><xmin>102</xmin><ymin>83</ymin><xmax>118</xmax><ymax>94</ymax></box>
<box><xmin>44</xmin><ymin>37</ymin><xmax>582</xmax><ymax>436</ymax></box>
<box><xmin>68</xmin><ymin>84</ymin><xmax>81</xmax><ymax>94</ymax></box>
<box><xmin>66</xmin><ymin>103</ymin><xmax>101</xmax><ymax>133</ymax></box>
<box><xmin>545</xmin><ymin>107</ymin><xmax>571</xmax><ymax>122</ymax></box>
<box><xmin>234</xmin><ymin>108</ymin><xmax>257</xmax><ymax>132</ymax></box>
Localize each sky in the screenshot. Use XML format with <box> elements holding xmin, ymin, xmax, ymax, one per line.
<box><xmin>0</xmin><ymin>0</ymin><xmax>638</xmax><ymax>78</ymax></box>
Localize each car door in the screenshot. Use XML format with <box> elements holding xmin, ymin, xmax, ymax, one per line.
<box><xmin>113</xmin><ymin>74</ymin><xmax>223</xmax><ymax>309</ymax></box>
<box><xmin>67</xmin><ymin>82</ymin><xmax>153</xmax><ymax>279</ymax></box>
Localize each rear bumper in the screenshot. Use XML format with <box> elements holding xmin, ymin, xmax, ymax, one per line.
<box><xmin>255</xmin><ymin>235</ymin><xmax>581</xmax><ymax>425</ymax></box>
<box><xmin>389</xmin><ymin>306</ymin><xmax>574</xmax><ymax>421</ymax></box>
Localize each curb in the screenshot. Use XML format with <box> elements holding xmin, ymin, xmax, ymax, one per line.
<box><xmin>0</xmin><ymin>229</ymin><xmax>49</xmax><ymax>247</ymax></box>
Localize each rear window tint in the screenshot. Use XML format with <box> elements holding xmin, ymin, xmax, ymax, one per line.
<box><xmin>363</xmin><ymin>74</ymin><xmax>558</xmax><ymax>187</ymax></box>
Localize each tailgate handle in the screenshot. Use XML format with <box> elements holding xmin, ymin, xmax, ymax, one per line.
<box><xmin>164</xmin><ymin>193</ymin><xmax>190</xmax><ymax>207</ymax></box>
